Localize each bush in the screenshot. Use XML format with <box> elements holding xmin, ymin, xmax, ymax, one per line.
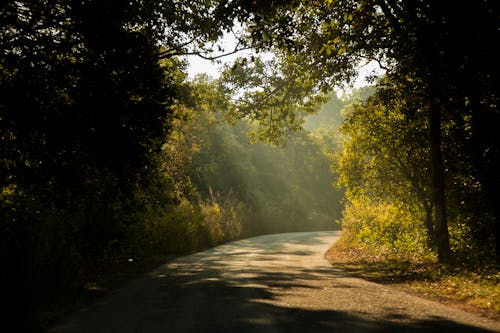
<box><xmin>125</xmin><ymin>193</ymin><xmax>243</xmax><ymax>256</ymax></box>
<box><xmin>340</xmin><ymin>197</ymin><xmax>431</xmax><ymax>261</ymax></box>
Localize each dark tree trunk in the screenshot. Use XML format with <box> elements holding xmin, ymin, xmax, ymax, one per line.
<box><xmin>429</xmin><ymin>98</ymin><xmax>451</xmax><ymax>263</ymax></box>
<box><xmin>423</xmin><ymin>202</ymin><xmax>436</xmax><ymax>250</ymax></box>
<box><xmin>470</xmin><ymin>93</ymin><xmax>500</xmax><ymax>263</ymax></box>
<box><xmin>416</xmin><ymin>1</ymin><xmax>452</xmax><ymax>263</ymax></box>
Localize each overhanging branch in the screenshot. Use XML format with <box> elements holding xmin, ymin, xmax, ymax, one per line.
<box><xmin>159</xmin><ymin>37</ymin><xmax>252</xmax><ymax>60</ymax></box>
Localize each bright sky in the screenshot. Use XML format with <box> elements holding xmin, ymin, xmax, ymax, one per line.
<box><xmin>184</xmin><ymin>32</ymin><xmax>384</xmax><ymax>93</ymax></box>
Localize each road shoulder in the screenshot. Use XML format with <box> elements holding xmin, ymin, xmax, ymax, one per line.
<box><xmin>325</xmin><ymin>244</ymin><xmax>500</xmax><ymax>322</ymax></box>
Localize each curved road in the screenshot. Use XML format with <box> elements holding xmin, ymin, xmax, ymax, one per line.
<box><xmin>50</xmin><ymin>231</ymin><xmax>500</xmax><ymax>333</ymax></box>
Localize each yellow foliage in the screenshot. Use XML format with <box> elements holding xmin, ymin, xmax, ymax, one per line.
<box><xmin>340</xmin><ymin>196</ymin><xmax>430</xmax><ymax>260</ymax></box>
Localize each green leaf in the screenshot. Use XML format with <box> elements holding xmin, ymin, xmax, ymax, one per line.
<box><xmin>344</xmin><ymin>13</ymin><xmax>353</xmax><ymax>21</ymax></box>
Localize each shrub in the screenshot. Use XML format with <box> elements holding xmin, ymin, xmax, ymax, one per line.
<box><xmin>340</xmin><ymin>196</ymin><xmax>431</xmax><ymax>261</ymax></box>
<box><xmin>125</xmin><ymin>193</ymin><xmax>243</xmax><ymax>257</ymax></box>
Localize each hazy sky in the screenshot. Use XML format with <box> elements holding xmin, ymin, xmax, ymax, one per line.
<box><xmin>184</xmin><ymin>32</ymin><xmax>383</xmax><ymax>92</ymax></box>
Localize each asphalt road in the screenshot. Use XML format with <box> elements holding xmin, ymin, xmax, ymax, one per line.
<box><xmin>49</xmin><ymin>231</ymin><xmax>500</xmax><ymax>333</ymax></box>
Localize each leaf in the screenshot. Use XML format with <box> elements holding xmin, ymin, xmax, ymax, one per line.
<box><xmin>344</xmin><ymin>13</ymin><xmax>353</xmax><ymax>21</ymax></box>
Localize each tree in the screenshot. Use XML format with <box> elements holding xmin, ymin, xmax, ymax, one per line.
<box><xmin>337</xmin><ymin>76</ymin><xmax>435</xmax><ymax>249</ymax></box>
<box><xmin>219</xmin><ymin>56</ymin><xmax>329</xmax><ymax>145</ymax></box>
<box><xmin>237</xmin><ymin>0</ymin><xmax>499</xmax><ymax>263</ymax></box>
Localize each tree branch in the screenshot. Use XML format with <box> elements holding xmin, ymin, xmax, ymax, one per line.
<box><xmin>159</xmin><ymin>37</ymin><xmax>198</xmax><ymax>57</ymax></box>
<box><xmin>159</xmin><ymin>36</ymin><xmax>252</xmax><ymax>61</ymax></box>
<box><xmin>377</xmin><ymin>0</ymin><xmax>403</xmax><ymax>33</ymax></box>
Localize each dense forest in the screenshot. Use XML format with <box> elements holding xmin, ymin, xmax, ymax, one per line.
<box><xmin>1</xmin><ymin>0</ymin><xmax>498</xmax><ymax>330</ymax></box>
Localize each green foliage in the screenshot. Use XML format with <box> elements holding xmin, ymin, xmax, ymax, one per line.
<box><xmin>340</xmin><ymin>197</ymin><xmax>431</xmax><ymax>261</ymax></box>
<box><xmin>303</xmin><ymin>91</ymin><xmax>344</xmax><ymax>133</ymax></box>
<box><xmin>220</xmin><ymin>57</ymin><xmax>329</xmax><ymax>145</ymax></box>
<box><xmin>332</xmin><ymin>84</ymin><xmax>433</xmax><ymax>259</ymax></box>
<box><xmin>335</xmin><ymin>76</ymin><xmax>497</xmax><ymax>264</ymax></box>
<box><xmin>336</xmin><ymin>82</ymin><xmax>430</xmax><ymax>206</ymax></box>
<box><xmin>241</xmin><ymin>0</ymin><xmax>499</xmax><ymax>263</ymax></box>
<box><xmin>126</xmin><ymin>195</ymin><xmax>243</xmax><ymax>256</ymax></box>
<box><xmin>171</xmin><ymin>79</ymin><xmax>344</xmax><ymax>235</ymax></box>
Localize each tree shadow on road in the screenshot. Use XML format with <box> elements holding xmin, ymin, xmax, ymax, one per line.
<box><xmin>50</xmin><ymin>232</ymin><xmax>499</xmax><ymax>333</ymax></box>
<box><xmin>142</xmin><ymin>247</ymin><xmax>499</xmax><ymax>333</ymax></box>
<box><xmin>141</xmin><ymin>268</ymin><xmax>498</xmax><ymax>333</ymax></box>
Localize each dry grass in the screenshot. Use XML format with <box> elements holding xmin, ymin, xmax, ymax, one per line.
<box><xmin>326</xmin><ymin>242</ymin><xmax>500</xmax><ymax>321</ymax></box>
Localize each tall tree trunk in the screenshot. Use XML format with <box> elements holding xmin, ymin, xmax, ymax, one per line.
<box><xmin>470</xmin><ymin>93</ymin><xmax>500</xmax><ymax>262</ymax></box>
<box><xmin>417</xmin><ymin>1</ymin><xmax>452</xmax><ymax>263</ymax></box>
<box><xmin>423</xmin><ymin>201</ymin><xmax>436</xmax><ymax>250</ymax></box>
<box><xmin>429</xmin><ymin>98</ymin><xmax>451</xmax><ymax>263</ymax></box>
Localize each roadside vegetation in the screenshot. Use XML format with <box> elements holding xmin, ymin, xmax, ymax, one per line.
<box><xmin>326</xmin><ymin>240</ymin><xmax>500</xmax><ymax>319</ymax></box>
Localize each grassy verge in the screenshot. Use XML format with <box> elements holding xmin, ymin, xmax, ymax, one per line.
<box><xmin>326</xmin><ymin>241</ymin><xmax>500</xmax><ymax>321</ymax></box>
